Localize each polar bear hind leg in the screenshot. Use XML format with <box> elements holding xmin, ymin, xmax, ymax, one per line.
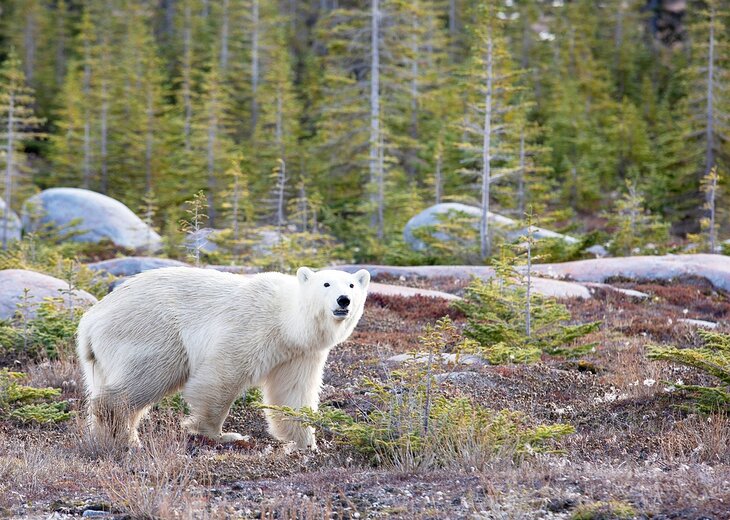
<box><xmin>84</xmin><ymin>341</ymin><xmax>190</xmax><ymax>446</ymax></box>
<box><xmin>181</xmin><ymin>369</ymin><xmax>248</xmax><ymax>442</ymax></box>
<box><xmin>261</xmin><ymin>352</ymin><xmax>327</xmax><ymax>450</ymax></box>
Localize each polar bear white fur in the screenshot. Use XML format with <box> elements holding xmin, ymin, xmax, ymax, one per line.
<box><xmin>76</xmin><ymin>266</ymin><xmax>369</xmax><ymax>449</ymax></box>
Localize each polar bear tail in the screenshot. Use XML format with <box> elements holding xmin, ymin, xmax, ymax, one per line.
<box><xmin>76</xmin><ymin>318</ymin><xmax>103</xmax><ymax>399</ymax></box>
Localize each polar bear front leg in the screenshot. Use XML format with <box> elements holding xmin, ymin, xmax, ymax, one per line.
<box><xmin>262</xmin><ymin>351</ymin><xmax>328</xmax><ymax>450</ymax></box>
<box><xmin>181</xmin><ymin>371</ymin><xmax>246</xmax><ymax>442</ymax></box>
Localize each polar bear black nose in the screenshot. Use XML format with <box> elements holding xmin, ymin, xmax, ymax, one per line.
<box><xmin>337</xmin><ymin>295</ymin><xmax>351</xmax><ymax>308</ymax></box>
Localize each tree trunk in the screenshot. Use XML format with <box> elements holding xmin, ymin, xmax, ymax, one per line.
<box><xmin>82</xmin><ymin>36</ymin><xmax>91</xmax><ymax>189</ymax></box>
<box><xmin>704</xmin><ymin>6</ymin><xmax>715</xmax><ymax>180</ymax></box>
<box><xmin>207</xmin><ymin>101</ymin><xmax>218</xmax><ymax>227</ymax></box>
<box><xmin>480</xmin><ymin>31</ymin><xmax>493</xmax><ymax>261</ymax></box>
<box><xmin>100</xmin><ymin>78</ymin><xmax>109</xmax><ymax>194</ymax></box>
<box><xmin>220</xmin><ymin>0</ymin><xmax>230</xmax><ymax>71</ymax></box>
<box><xmin>183</xmin><ymin>1</ymin><xmax>192</xmax><ymax>151</ymax></box>
<box><xmin>251</xmin><ymin>0</ymin><xmax>260</xmax><ymax>134</ymax></box>
<box><xmin>518</xmin><ymin>128</ymin><xmax>525</xmax><ymax>215</ymax></box>
<box><xmin>145</xmin><ymin>86</ymin><xmax>154</xmax><ymax>194</ymax></box>
<box><xmin>369</xmin><ymin>0</ymin><xmax>382</xmax><ymax>237</ymax></box>
<box><xmin>3</xmin><ymin>93</ymin><xmax>15</xmax><ymax>250</ymax></box>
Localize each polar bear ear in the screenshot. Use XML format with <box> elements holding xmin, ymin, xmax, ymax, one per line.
<box><xmin>355</xmin><ymin>269</ymin><xmax>370</xmax><ymax>289</ymax></box>
<box><xmin>297</xmin><ymin>266</ymin><xmax>315</xmax><ymax>284</ymax></box>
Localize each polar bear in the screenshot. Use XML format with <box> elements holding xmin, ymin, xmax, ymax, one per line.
<box><xmin>76</xmin><ymin>266</ymin><xmax>370</xmax><ymax>449</ymax></box>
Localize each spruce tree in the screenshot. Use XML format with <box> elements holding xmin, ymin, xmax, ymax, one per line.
<box><xmin>0</xmin><ymin>49</ymin><xmax>43</xmax><ymax>249</ymax></box>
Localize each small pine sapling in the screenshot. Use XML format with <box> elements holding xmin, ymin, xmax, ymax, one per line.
<box><xmin>180</xmin><ymin>190</ymin><xmax>209</xmax><ymax>267</ymax></box>
<box><xmin>261</xmin><ymin>317</ymin><xmax>574</xmax><ymax>469</ymax></box>
<box><xmin>454</xmin><ymin>235</ymin><xmax>600</xmax><ymax>363</ymax></box>
<box><xmin>0</xmin><ymin>369</ymin><xmax>71</xmax><ymax>424</ymax></box>
<box><xmin>608</xmin><ymin>180</ymin><xmax>670</xmax><ymax>256</ymax></box>
<box><xmin>648</xmin><ymin>329</ymin><xmax>730</xmax><ymax>412</ymax></box>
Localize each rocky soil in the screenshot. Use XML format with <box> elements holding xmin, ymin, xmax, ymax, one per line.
<box><xmin>1</xmin><ymin>273</ymin><xmax>729</xmax><ymax>518</ymax></box>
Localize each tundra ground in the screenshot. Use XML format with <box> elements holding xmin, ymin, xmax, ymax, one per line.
<box><xmin>1</xmin><ymin>276</ymin><xmax>728</xmax><ymax>519</ymax></box>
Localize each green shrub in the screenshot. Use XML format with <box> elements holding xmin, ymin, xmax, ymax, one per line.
<box><xmin>0</xmin><ymin>369</ymin><xmax>72</xmax><ymax>424</ymax></box>
<box><xmin>571</xmin><ymin>500</ymin><xmax>636</xmax><ymax>520</ymax></box>
<box><xmin>648</xmin><ymin>329</ymin><xmax>730</xmax><ymax>412</ymax></box>
<box><xmin>263</xmin><ymin>318</ymin><xmax>574</xmax><ymax>469</ymax></box>
<box><xmin>453</xmin><ymin>256</ymin><xmax>600</xmax><ymax>363</ymax></box>
<box><xmin>0</xmin><ymin>298</ymin><xmax>82</xmax><ymax>360</ymax></box>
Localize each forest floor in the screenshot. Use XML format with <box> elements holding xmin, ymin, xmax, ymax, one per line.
<box><xmin>1</xmin><ymin>275</ymin><xmax>729</xmax><ymax>519</ymax></box>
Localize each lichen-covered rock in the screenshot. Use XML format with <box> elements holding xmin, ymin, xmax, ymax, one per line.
<box><xmin>86</xmin><ymin>256</ymin><xmax>188</xmax><ymax>277</ymax></box>
<box><xmin>403</xmin><ymin>203</ymin><xmax>577</xmax><ymax>252</ymax></box>
<box><xmin>531</xmin><ymin>254</ymin><xmax>730</xmax><ymax>291</ymax></box>
<box><xmin>0</xmin><ymin>198</ymin><xmax>22</xmax><ymax>244</ymax></box>
<box><xmin>22</xmin><ymin>188</ymin><xmax>161</xmax><ymax>251</ymax></box>
<box><xmin>184</xmin><ymin>228</ymin><xmax>221</xmax><ymax>254</ymax></box>
<box><xmin>0</xmin><ymin>269</ymin><xmax>97</xmax><ymax>320</ymax></box>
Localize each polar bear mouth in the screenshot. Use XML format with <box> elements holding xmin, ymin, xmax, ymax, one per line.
<box><xmin>333</xmin><ymin>309</ymin><xmax>349</xmax><ymax>319</ymax></box>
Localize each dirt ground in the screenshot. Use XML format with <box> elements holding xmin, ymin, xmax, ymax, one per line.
<box><xmin>1</xmin><ymin>276</ymin><xmax>729</xmax><ymax>519</ymax></box>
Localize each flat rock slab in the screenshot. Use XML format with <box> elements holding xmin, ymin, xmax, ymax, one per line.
<box><xmin>677</xmin><ymin>318</ymin><xmax>718</xmax><ymax>329</ymax></box>
<box><xmin>22</xmin><ymin>187</ymin><xmax>162</xmax><ymax>252</ymax></box>
<box><xmin>87</xmin><ymin>257</ymin><xmax>189</xmax><ymax>277</ymax></box>
<box><xmin>335</xmin><ymin>265</ymin><xmax>591</xmax><ymax>299</ymax></box>
<box><xmin>529</xmin><ymin>254</ymin><xmax>730</xmax><ymax>291</ymax></box>
<box><xmin>0</xmin><ymin>269</ymin><xmax>97</xmax><ymax>320</ymax></box>
<box><xmin>368</xmin><ymin>282</ymin><xmax>461</xmax><ymax>300</ymax></box>
<box><xmin>387</xmin><ymin>353</ymin><xmax>484</xmax><ymax>365</ymax></box>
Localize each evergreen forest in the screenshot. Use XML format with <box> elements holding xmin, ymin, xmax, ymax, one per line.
<box><xmin>0</xmin><ymin>0</ymin><xmax>728</xmax><ymax>262</ymax></box>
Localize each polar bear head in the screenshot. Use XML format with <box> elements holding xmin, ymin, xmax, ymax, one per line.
<box><xmin>297</xmin><ymin>267</ymin><xmax>370</xmax><ymax>323</ymax></box>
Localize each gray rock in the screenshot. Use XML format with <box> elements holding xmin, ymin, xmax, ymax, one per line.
<box><xmin>403</xmin><ymin>203</ymin><xmax>577</xmax><ymax>252</ymax></box>
<box><xmin>335</xmin><ymin>265</ymin><xmax>592</xmax><ymax>299</ymax></box>
<box><xmin>22</xmin><ymin>188</ymin><xmax>162</xmax><ymax>252</ymax></box>
<box><xmin>184</xmin><ymin>228</ymin><xmax>282</xmax><ymax>255</ymax></box>
<box><xmin>0</xmin><ymin>269</ymin><xmax>97</xmax><ymax>320</ymax></box>
<box><xmin>82</xmin><ymin>510</ymin><xmax>112</xmax><ymax>518</ymax></box>
<box><xmin>585</xmin><ymin>244</ymin><xmax>609</xmax><ymax>258</ymax></box>
<box><xmin>0</xmin><ymin>198</ymin><xmax>21</xmax><ymax>244</ymax></box>
<box><xmin>184</xmin><ymin>227</ymin><xmax>221</xmax><ymax>254</ymax></box>
<box><xmin>677</xmin><ymin>318</ymin><xmax>718</xmax><ymax>329</ymax></box>
<box><xmin>87</xmin><ymin>256</ymin><xmax>188</xmax><ymax>277</ymax></box>
<box><xmin>387</xmin><ymin>352</ymin><xmax>484</xmax><ymax>365</ymax></box>
<box><xmin>530</xmin><ymin>254</ymin><xmax>730</xmax><ymax>292</ymax></box>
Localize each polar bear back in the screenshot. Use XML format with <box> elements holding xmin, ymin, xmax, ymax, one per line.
<box><xmin>78</xmin><ymin>267</ymin><xmax>368</xmax><ymax>387</ymax></box>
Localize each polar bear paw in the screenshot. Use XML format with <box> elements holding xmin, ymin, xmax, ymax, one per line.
<box><xmin>219</xmin><ymin>432</ymin><xmax>249</xmax><ymax>443</ymax></box>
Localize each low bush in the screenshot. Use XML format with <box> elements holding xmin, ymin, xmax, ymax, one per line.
<box><xmin>453</xmin><ymin>256</ymin><xmax>600</xmax><ymax>363</ymax></box>
<box><xmin>0</xmin><ymin>369</ymin><xmax>72</xmax><ymax>424</ymax></box>
<box><xmin>263</xmin><ymin>318</ymin><xmax>574</xmax><ymax>470</ymax></box>
<box><xmin>0</xmin><ymin>298</ymin><xmax>82</xmax><ymax>360</ymax></box>
<box><xmin>647</xmin><ymin>329</ymin><xmax>730</xmax><ymax>412</ymax></box>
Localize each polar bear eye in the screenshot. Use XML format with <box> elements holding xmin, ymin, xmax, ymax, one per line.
<box><xmin>349</xmin><ymin>283</ymin><xmax>354</xmax><ymax>288</ymax></box>
<box><xmin>324</xmin><ymin>283</ymin><xmax>330</xmax><ymax>287</ymax></box>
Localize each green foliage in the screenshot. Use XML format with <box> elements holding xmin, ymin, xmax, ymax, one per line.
<box><xmin>262</xmin><ymin>317</ymin><xmax>574</xmax><ymax>468</ymax></box>
<box><xmin>0</xmin><ymin>369</ymin><xmax>72</xmax><ymax>424</ymax></box>
<box><xmin>571</xmin><ymin>500</ymin><xmax>637</xmax><ymax>520</ymax></box>
<box><xmin>607</xmin><ymin>181</ymin><xmax>671</xmax><ymax>256</ymax></box>
<box><xmin>453</xmin><ymin>253</ymin><xmax>600</xmax><ymax>363</ymax></box>
<box><xmin>0</xmin><ymin>0</ymin><xmax>728</xmax><ymax>260</ymax></box>
<box><xmin>0</xmin><ymin>298</ymin><xmax>82</xmax><ymax>360</ymax></box>
<box><xmin>648</xmin><ymin>329</ymin><xmax>730</xmax><ymax>413</ymax></box>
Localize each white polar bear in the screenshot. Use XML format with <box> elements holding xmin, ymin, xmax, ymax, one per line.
<box><xmin>76</xmin><ymin>266</ymin><xmax>369</xmax><ymax>449</ymax></box>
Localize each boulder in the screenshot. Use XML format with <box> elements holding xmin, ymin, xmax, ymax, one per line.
<box><xmin>22</xmin><ymin>188</ymin><xmax>162</xmax><ymax>252</ymax></box>
<box><xmin>184</xmin><ymin>228</ymin><xmax>282</xmax><ymax>255</ymax></box>
<box><xmin>529</xmin><ymin>254</ymin><xmax>730</xmax><ymax>292</ymax></box>
<box><xmin>403</xmin><ymin>202</ymin><xmax>577</xmax><ymax>252</ymax></box>
<box><xmin>335</xmin><ymin>265</ymin><xmax>591</xmax><ymax>299</ymax></box>
<box><xmin>585</xmin><ymin>244</ymin><xmax>609</xmax><ymax>258</ymax></box>
<box><xmin>86</xmin><ymin>256</ymin><xmax>189</xmax><ymax>277</ymax></box>
<box><xmin>0</xmin><ymin>269</ymin><xmax>97</xmax><ymax>320</ymax></box>
<box><xmin>184</xmin><ymin>228</ymin><xmax>221</xmax><ymax>254</ymax></box>
<box><xmin>0</xmin><ymin>198</ymin><xmax>21</xmax><ymax>244</ymax></box>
